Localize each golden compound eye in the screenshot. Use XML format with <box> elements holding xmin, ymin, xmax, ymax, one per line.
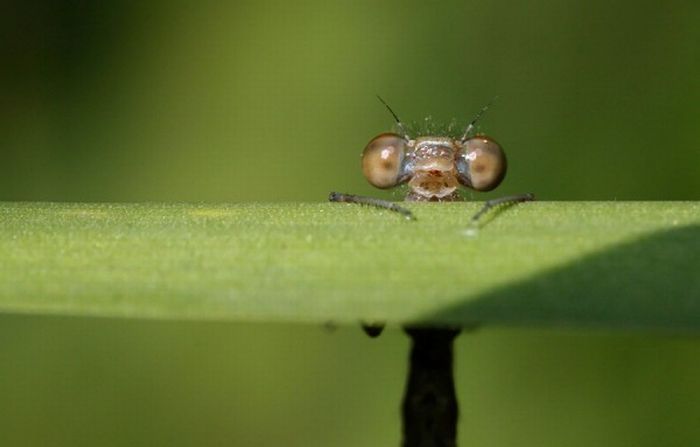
<box><xmin>456</xmin><ymin>136</ymin><xmax>507</xmax><ymax>191</ymax></box>
<box><xmin>361</xmin><ymin>133</ymin><xmax>407</xmax><ymax>189</ymax></box>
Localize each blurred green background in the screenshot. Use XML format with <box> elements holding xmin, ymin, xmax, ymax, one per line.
<box><xmin>1</xmin><ymin>0</ymin><xmax>699</xmax><ymax>445</ymax></box>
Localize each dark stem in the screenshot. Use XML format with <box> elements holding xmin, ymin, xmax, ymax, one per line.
<box><xmin>402</xmin><ymin>327</ymin><xmax>461</xmax><ymax>447</ymax></box>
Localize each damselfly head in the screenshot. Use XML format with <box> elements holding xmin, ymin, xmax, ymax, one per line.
<box><xmin>361</xmin><ymin>99</ymin><xmax>507</xmax><ymax>200</ymax></box>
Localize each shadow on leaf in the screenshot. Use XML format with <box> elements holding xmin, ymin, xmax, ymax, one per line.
<box><xmin>424</xmin><ymin>224</ymin><xmax>700</xmax><ymax>331</ymax></box>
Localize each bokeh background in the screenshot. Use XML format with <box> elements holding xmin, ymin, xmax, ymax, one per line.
<box><xmin>1</xmin><ymin>0</ymin><xmax>699</xmax><ymax>446</ymax></box>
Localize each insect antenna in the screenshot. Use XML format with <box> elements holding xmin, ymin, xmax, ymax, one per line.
<box><xmin>376</xmin><ymin>95</ymin><xmax>410</xmax><ymax>140</ymax></box>
<box><xmin>461</xmin><ymin>96</ymin><xmax>498</xmax><ymax>142</ymax></box>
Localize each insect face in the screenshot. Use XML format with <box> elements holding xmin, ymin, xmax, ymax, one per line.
<box><xmin>405</xmin><ymin>137</ymin><xmax>461</xmax><ymax>200</ymax></box>
<box><xmin>361</xmin><ymin>133</ymin><xmax>507</xmax><ymax>200</ymax></box>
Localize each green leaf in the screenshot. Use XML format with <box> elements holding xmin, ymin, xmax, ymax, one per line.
<box><xmin>0</xmin><ymin>202</ymin><xmax>698</xmax><ymax>330</ymax></box>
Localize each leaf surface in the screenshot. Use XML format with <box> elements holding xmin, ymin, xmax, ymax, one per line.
<box><xmin>1</xmin><ymin>202</ymin><xmax>698</xmax><ymax>330</ymax></box>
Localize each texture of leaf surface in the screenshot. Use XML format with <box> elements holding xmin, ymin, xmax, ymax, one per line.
<box><xmin>0</xmin><ymin>202</ymin><xmax>698</xmax><ymax>330</ymax></box>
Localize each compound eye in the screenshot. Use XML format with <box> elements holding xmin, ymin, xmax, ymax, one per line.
<box><xmin>456</xmin><ymin>136</ymin><xmax>507</xmax><ymax>191</ymax></box>
<box><xmin>361</xmin><ymin>133</ymin><xmax>407</xmax><ymax>189</ymax></box>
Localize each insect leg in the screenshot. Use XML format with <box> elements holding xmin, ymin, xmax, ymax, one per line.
<box><xmin>329</xmin><ymin>192</ymin><xmax>416</xmax><ymax>220</ymax></box>
<box><xmin>471</xmin><ymin>193</ymin><xmax>535</xmax><ymax>222</ymax></box>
